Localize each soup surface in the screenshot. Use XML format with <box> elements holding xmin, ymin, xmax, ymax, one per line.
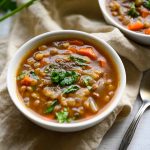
<box><xmin>108</xmin><ymin>0</ymin><xmax>150</xmax><ymax>34</ymax></box>
<box><xmin>17</xmin><ymin>39</ymin><xmax>118</xmax><ymax>123</ymax></box>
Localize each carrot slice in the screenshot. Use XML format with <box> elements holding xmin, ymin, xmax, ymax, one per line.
<box><xmin>128</xmin><ymin>21</ymin><xmax>144</xmax><ymax>31</ymax></box>
<box><xmin>77</xmin><ymin>47</ymin><xmax>97</xmax><ymax>60</ymax></box>
<box><xmin>144</xmin><ymin>28</ymin><xmax>150</xmax><ymax>35</ymax></box>
<box><xmin>21</xmin><ymin>76</ymin><xmax>32</xmax><ymax>85</ymax></box>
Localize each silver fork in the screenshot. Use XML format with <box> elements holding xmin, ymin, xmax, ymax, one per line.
<box><xmin>119</xmin><ymin>70</ymin><xmax>150</xmax><ymax>150</ymax></box>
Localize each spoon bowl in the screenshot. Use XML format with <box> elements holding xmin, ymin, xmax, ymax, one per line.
<box><xmin>140</xmin><ymin>70</ymin><xmax>150</xmax><ymax>101</ymax></box>
<box><xmin>119</xmin><ymin>70</ymin><xmax>150</xmax><ymax>150</ymax></box>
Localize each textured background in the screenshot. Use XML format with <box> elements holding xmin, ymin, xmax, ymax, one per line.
<box><xmin>0</xmin><ymin>8</ymin><xmax>150</xmax><ymax>150</ymax></box>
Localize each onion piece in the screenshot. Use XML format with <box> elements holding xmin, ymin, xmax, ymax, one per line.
<box><xmin>89</xmin><ymin>98</ymin><xmax>98</xmax><ymax>113</ymax></box>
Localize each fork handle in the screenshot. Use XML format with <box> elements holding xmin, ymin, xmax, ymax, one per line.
<box><xmin>119</xmin><ymin>101</ymin><xmax>150</xmax><ymax>150</ymax></box>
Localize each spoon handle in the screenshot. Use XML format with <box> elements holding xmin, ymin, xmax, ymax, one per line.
<box><xmin>119</xmin><ymin>101</ymin><xmax>150</xmax><ymax>150</ymax></box>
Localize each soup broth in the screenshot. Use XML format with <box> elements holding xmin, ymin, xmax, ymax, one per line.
<box><xmin>16</xmin><ymin>39</ymin><xmax>118</xmax><ymax>123</ymax></box>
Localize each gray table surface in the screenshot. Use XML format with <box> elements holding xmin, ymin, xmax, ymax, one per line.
<box><xmin>1</xmin><ymin>19</ymin><xmax>150</xmax><ymax>150</ymax></box>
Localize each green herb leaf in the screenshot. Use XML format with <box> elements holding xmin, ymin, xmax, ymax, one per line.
<box><xmin>56</xmin><ymin>108</ymin><xmax>70</xmax><ymax>123</ymax></box>
<box><xmin>16</xmin><ymin>72</ymin><xmax>26</xmax><ymax>80</ymax></box>
<box><xmin>51</xmin><ymin>70</ymin><xmax>79</xmax><ymax>86</ymax></box>
<box><xmin>0</xmin><ymin>0</ymin><xmax>17</xmax><ymax>12</ymax></box>
<box><xmin>128</xmin><ymin>3</ymin><xmax>139</xmax><ymax>17</ymax></box>
<box><xmin>60</xmin><ymin>71</ymin><xmax>79</xmax><ymax>86</ymax></box>
<box><xmin>70</xmin><ymin>55</ymin><xmax>87</xmax><ymax>66</ymax></box>
<box><xmin>51</xmin><ymin>71</ymin><xmax>60</xmax><ymax>83</ymax></box>
<box><xmin>0</xmin><ymin>0</ymin><xmax>37</xmax><ymax>22</ymax></box>
<box><xmin>51</xmin><ymin>70</ymin><xmax>66</xmax><ymax>83</ymax></box>
<box><xmin>143</xmin><ymin>0</ymin><xmax>150</xmax><ymax>9</ymax></box>
<box><xmin>60</xmin><ymin>77</ymin><xmax>76</xmax><ymax>86</ymax></box>
<box><xmin>29</xmin><ymin>71</ymin><xmax>39</xmax><ymax>80</ymax></box>
<box><xmin>63</xmin><ymin>85</ymin><xmax>80</xmax><ymax>94</ymax></box>
<box><xmin>59</xmin><ymin>71</ymin><xmax>67</xmax><ymax>80</ymax></box>
<box><xmin>44</xmin><ymin>100</ymin><xmax>58</xmax><ymax>114</ymax></box>
<box><xmin>44</xmin><ymin>64</ymin><xmax>60</xmax><ymax>73</ymax></box>
<box><xmin>82</xmin><ymin>76</ymin><xmax>92</xmax><ymax>90</ymax></box>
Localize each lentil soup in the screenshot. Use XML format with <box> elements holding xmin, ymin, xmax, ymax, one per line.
<box><xmin>108</xmin><ymin>0</ymin><xmax>150</xmax><ymax>34</ymax></box>
<box><xmin>16</xmin><ymin>39</ymin><xmax>118</xmax><ymax>123</ymax></box>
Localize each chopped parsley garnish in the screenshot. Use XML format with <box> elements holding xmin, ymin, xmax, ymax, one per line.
<box><xmin>63</xmin><ymin>85</ymin><xmax>80</xmax><ymax>94</ymax></box>
<box><xmin>44</xmin><ymin>100</ymin><xmax>58</xmax><ymax>114</ymax></box>
<box><xmin>70</xmin><ymin>55</ymin><xmax>87</xmax><ymax>66</ymax></box>
<box><xmin>82</xmin><ymin>76</ymin><xmax>92</xmax><ymax>90</ymax></box>
<box><xmin>143</xmin><ymin>0</ymin><xmax>150</xmax><ymax>9</ymax></box>
<box><xmin>44</xmin><ymin>64</ymin><xmax>60</xmax><ymax>73</ymax></box>
<box><xmin>56</xmin><ymin>108</ymin><xmax>70</xmax><ymax>123</ymax></box>
<box><xmin>128</xmin><ymin>3</ymin><xmax>139</xmax><ymax>18</ymax></box>
<box><xmin>51</xmin><ymin>70</ymin><xmax>79</xmax><ymax>86</ymax></box>
<box><xmin>60</xmin><ymin>76</ymin><xmax>76</xmax><ymax>86</ymax></box>
<box><xmin>51</xmin><ymin>70</ymin><xmax>66</xmax><ymax>83</ymax></box>
<box><xmin>60</xmin><ymin>71</ymin><xmax>79</xmax><ymax>86</ymax></box>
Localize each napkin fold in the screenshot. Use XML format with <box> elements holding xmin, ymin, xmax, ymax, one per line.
<box><xmin>0</xmin><ymin>0</ymin><xmax>149</xmax><ymax>149</ymax></box>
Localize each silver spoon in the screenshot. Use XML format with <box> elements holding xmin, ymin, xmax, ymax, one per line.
<box><xmin>119</xmin><ymin>70</ymin><xmax>150</xmax><ymax>150</ymax></box>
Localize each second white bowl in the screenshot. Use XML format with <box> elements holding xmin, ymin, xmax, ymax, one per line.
<box><xmin>98</xmin><ymin>0</ymin><xmax>150</xmax><ymax>45</ymax></box>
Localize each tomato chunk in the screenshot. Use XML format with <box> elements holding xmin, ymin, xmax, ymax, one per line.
<box><xmin>77</xmin><ymin>47</ymin><xmax>97</xmax><ymax>60</ymax></box>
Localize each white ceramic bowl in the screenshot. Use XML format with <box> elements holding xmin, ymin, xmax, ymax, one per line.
<box><xmin>98</xmin><ymin>0</ymin><xmax>150</xmax><ymax>45</ymax></box>
<box><xmin>7</xmin><ymin>30</ymin><xmax>126</xmax><ymax>132</ymax></box>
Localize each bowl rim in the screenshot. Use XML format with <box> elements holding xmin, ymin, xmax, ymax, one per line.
<box><xmin>98</xmin><ymin>0</ymin><xmax>150</xmax><ymax>38</ymax></box>
<box><xmin>7</xmin><ymin>30</ymin><xmax>126</xmax><ymax>130</ymax></box>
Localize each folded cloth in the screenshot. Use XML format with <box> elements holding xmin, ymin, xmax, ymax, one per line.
<box><xmin>0</xmin><ymin>0</ymin><xmax>150</xmax><ymax>149</ymax></box>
